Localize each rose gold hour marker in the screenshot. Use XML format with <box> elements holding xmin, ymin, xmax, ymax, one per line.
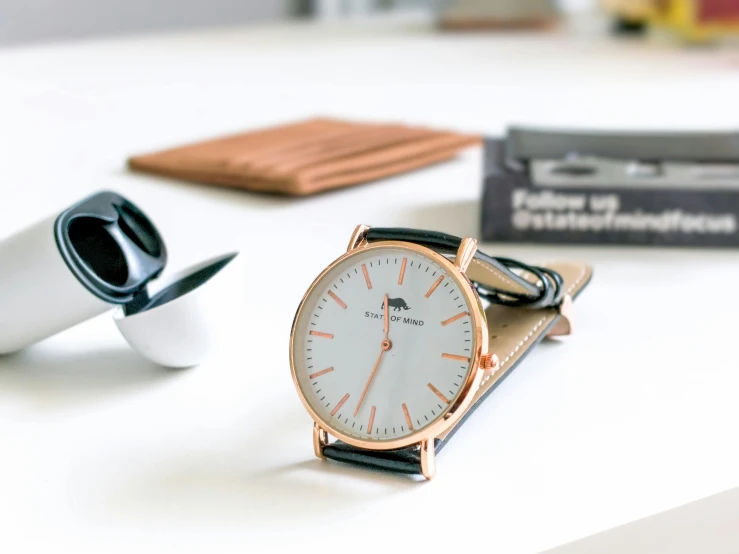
<box><xmin>427</xmin><ymin>383</ymin><xmax>450</xmax><ymax>404</ymax></box>
<box><xmin>331</xmin><ymin>393</ymin><xmax>350</xmax><ymax>416</ymax></box>
<box><xmin>441</xmin><ymin>311</ymin><xmax>469</xmax><ymax>326</ymax></box>
<box><xmin>402</xmin><ymin>403</ymin><xmax>414</xmax><ymax>431</ymax></box>
<box><xmin>309</xmin><ymin>367</ymin><xmax>334</xmax><ymax>379</ymax></box>
<box><xmin>367</xmin><ymin>406</ymin><xmax>376</xmax><ymax>434</ymax></box>
<box><xmin>309</xmin><ymin>330</ymin><xmax>334</xmax><ymax>339</ymax></box>
<box><xmin>327</xmin><ymin>290</ymin><xmax>347</xmax><ymax>309</ymax></box>
<box><xmin>398</xmin><ymin>257</ymin><xmax>407</xmax><ymax>285</ymax></box>
<box><xmin>361</xmin><ymin>264</ymin><xmax>372</xmax><ymax>290</ymax></box>
<box><xmin>442</xmin><ymin>353</ymin><xmax>470</xmax><ymax>362</ymax></box>
<box><xmin>425</xmin><ymin>275</ymin><xmax>444</xmax><ymax>298</ymax></box>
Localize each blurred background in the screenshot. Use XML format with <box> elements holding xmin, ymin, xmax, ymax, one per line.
<box><xmin>3</xmin><ymin>1</ymin><xmax>739</xmax><ymax>554</ymax></box>
<box><xmin>6</xmin><ymin>0</ymin><xmax>735</xmax><ymax>46</ymax></box>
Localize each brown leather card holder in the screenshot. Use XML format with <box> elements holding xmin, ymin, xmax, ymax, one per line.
<box><xmin>128</xmin><ymin>118</ymin><xmax>481</xmax><ymax>196</ymax></box>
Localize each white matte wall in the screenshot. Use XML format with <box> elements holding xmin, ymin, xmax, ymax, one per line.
<box><xmin>0</xmin><ymin>0</ymin><xmax>597</xmax><ymax>46</ymax></box>
<box><xmin>0</xmin><ymin>0</ymin><xmax>289</xmax><ymax>45</ymax></box>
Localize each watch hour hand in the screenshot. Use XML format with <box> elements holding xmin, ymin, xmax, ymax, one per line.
<box><xmin>383</xmin><ymin>293</ymin><xmax>389</xmax><ymax>340</ymax></box>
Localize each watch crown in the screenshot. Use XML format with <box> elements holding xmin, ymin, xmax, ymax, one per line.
<box><xmin>480</xmin><ymin>353</ymin><xmax>499</xmax><ymax>374</ymax></box>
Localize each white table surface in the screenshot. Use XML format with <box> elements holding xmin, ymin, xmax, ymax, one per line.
<box><xmin>2</xmin><ymin>14</ymin><xmax>739</xmax><ymax>554</ymax></box>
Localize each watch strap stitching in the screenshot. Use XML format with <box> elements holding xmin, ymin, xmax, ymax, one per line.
<box><xmin>479</xmin><ymin>263</ymin><xmax>587</xmax><ymax>390</ymax></box>
<box><xmin>553</xmin><ymin>263</ymin><xmax>588</xmax><ymax>297</ymax></box>
<box><xmin>480</xmin><ymin>315</ymin><xmax>548</xmax><ymax>390</ymax></box>
<box><xmin>469</xmin><ymin>257</ymin><xmax>523</xmax><ymax>292</ymax></box>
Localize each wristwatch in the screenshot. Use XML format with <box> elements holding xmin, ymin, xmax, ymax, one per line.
<box><xmin>289</xmin><ymin>225</ymin><xmax>592</xmax><ymax>479</ymax></box>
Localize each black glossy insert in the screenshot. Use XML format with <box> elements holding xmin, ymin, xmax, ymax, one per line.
<box><xmin>55</xmin><ymin>191</ymin><xmax>167</xmax><ymax>304</ymax></box>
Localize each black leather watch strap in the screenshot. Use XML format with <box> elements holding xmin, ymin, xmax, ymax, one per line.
<box><xmin>322</xmin><ymin>439</ymin><xmax>439</xmax><ymax>475</ymax></box>
<box><xmin>366</xmin><ymin>227</ymin><xmax>563</xmax><ymax>309</ymax></box>
<box><xmin>321</xmin><ymin>247</ymin><xmax>592</xmax><ymax>477</ymax></box>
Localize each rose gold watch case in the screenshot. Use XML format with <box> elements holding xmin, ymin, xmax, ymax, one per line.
<box><xmin>289</xmin><ymin>239</ymin><xmax>489</xmax><ymax>452</ymax></box>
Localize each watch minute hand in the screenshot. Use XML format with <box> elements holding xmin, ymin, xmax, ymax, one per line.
<box><xmin>354</xmin><ymin>347</ymin><xmax>385</xmax><ymax>417</ymax></box>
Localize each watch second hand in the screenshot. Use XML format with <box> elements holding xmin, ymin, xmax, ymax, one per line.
<box><xmin>354</xmin><ymin>294</ymin><xmax>392</xmax><ymax>417</ymax></box>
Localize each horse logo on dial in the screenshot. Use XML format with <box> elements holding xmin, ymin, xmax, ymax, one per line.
<box><xmin>382</xmin><ymin>297</ymin><xmax>410</xmax><ymax>311</ymax></box>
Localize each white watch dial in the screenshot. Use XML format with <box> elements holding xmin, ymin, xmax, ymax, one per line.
<box><xmin>291</xmin><ymin>244</ymin><xmax>479</xmax><ymax>443</ymax></box>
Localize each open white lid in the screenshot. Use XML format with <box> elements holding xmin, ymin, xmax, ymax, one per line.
<box><xmin>56</xmin><ymin>191</ymin><xmax>240</xmax><ymax>368</ymax></box>
<box><xmin>113</xmin><ymin>252</ymin><xmax>239</xmax><ymax>368</ymax></box>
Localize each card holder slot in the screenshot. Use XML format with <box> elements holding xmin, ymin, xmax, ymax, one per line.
<box><xmin>149</xmin><ymin>118</ymin><xmax>330</xmax><ymax>159</ymax></box>
<box><xmin>227</xmin><ymin>123</ymin><xmax>379</xmax><ymax>170</ymax></box>
<box><xmin>141</xmin><ymin>118</ymin><xmax>347</xmax><ymax>171</ymax></box>
<box><xmin>297</xmin><ymin>133</ymin><xmax>480</xmax><ymax>180</ymax></box>
<box><xmin>256</xmin><ymin>127</ymin><xmax>438</xmax><ymax>177</ymax></box>
<box><xmin>242</xmin><ymin>124</ymin><xmax>419</xmax><ymax>171</ymax></box>
<box><xmin>220</xmin><ymin>123</ymin><xmax>367</xmax><ymax>170</ymax></box>
<box><xmin>128</xmin><ymin>158</ymin><xmax>294</xmax><ymax>193</ymax></box>
<box><xmin>179</xmin><ymin>123</ymin><xmax>432</xmax><ymax>177</ymax></box>
<box><xmin>210</xmin><ymin>118</ymin><xmax>354</xmax><ymax>168</ymax></box>
<box><xmin>302</xmin><ymin>147</ymin><xmax>462</xmax><ymax>195</ymax></box>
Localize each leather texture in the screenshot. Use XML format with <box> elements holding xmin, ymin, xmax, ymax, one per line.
<box><xmin>321</xmin><ymin>439</ymin><xmax>440</xmax><ymax>475</ymax></box>
<box><xmin>129</xmin><ymin>118</ymin><xmax>481</xmax><ymax>196</ymax></box>
<box><xmin>321</xmin><ymin>256</ymin><xmax>593</xmax><ymax>476</ymax></box>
